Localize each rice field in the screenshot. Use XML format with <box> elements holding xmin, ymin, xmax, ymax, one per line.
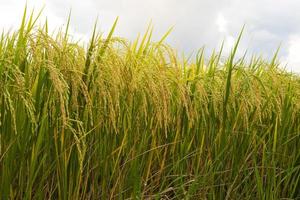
<box><xmin>0</xmin><ymin>9</ymin><xmax>300</xmax><ymax>199</ymax></box>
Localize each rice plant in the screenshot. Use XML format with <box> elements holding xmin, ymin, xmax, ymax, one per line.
<box><xmin>0</xmin><ymin>8</ymin><xmax>300</xmax><ymax>199</ymax></box>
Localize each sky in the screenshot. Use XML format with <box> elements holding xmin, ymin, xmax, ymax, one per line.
<box><xmin>0</xmin><ymin>0</ymin><xmax>300</xmax><ymax>72</ymax></box>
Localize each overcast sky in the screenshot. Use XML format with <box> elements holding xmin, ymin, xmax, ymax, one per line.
<box><xmin>1</xmin><ymin>0</ymin><xmax>300</xmax><ymax>72</ymax></box>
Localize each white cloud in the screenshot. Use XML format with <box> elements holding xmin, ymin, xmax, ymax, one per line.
<box><xmin>214</xmin><ymin>13</ymin><xmax>237</xmax><ymax>56</ymax></box>
<box><xmin>216</xmin><ymin>13</ymin><xmax>228</xmax><ymax>33</ymax></box>
<box><xmin>283</xmin><ymin>35</ymin><xmax>300</xmax><ymax>73</ymax></box>
<box><xmin>0</xmin><ymin>0</ymin><xmax>64</xmax><ymax>32</ymax></box>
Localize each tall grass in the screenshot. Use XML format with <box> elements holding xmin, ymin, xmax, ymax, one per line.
<box><xmin>0</xmin><ymin>9</ymin><xmax>300</xmax><ymax>199</ymax></box>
